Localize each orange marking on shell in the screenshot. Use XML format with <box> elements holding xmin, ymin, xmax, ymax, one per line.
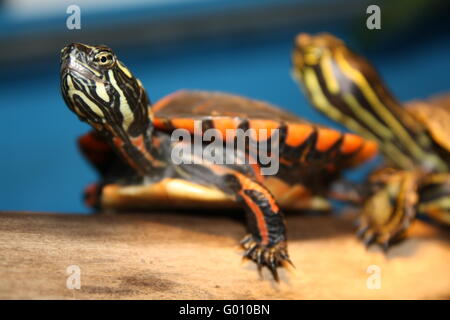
<box><xmin>352</xmin><ymin>141</ymin><xmax>378</xmax><ymax>165</ymax></box>
<box><xmin>316</xmin><ymin>128</ymin><xmax>342</xmax><ymax>152</ymax></box>
<box><xmin>152</xmin><ymin>118</ymin><xmax>166</xmax><ymax>130</ymax></box>
<box><xmin>285</xmin><ymin>123</ymin><xmax>314</xmax><ymax>147</ymax></box>
<box><xmin>340</xmin><ymin>133</ymin><xmax>364</xmax><ymax>154</ymax></box>
<box><xmin>248</xmin><ymin>120</ymin><xmax>280</xmax><ymax>141</ymax></box>
<box><xmin>212</xmin><ymin>118</ymin><xmax>240</xmax><ymax>140</ymax></box>
<box><xmin>171</xmin><ymin>118</ymin><xmax>196</xmax><ymax>134</ymax></box>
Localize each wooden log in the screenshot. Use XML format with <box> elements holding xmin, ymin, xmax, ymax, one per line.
<box><xmin>0</xmin><ymin>211</ymin><xmax>449</xmax><ymax>299</ymax></box>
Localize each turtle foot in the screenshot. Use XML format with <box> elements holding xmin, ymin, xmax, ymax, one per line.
<box><xmin>240</xmin><ymin>234</ymin><xmax>293</xmax><ymax>281</ymax></box>
<box><xmin>355</xmin><ymin>215</ymin><xmax>411</xmax><ymax>251</ymax></box>
<box><xmin>356</xmin><ymin>169</ymin><xmax>418</xmax><ymax>251</ymax></box>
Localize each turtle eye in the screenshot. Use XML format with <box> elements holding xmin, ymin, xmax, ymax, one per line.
<box><xmin>94</xmin><ymin>51</ymin><xmax>115</xmax><ymax>67</ymax></box>
<box><xmin>303</xmin><ymin>46</ymin><xmax>323</xmax><ymax>65</ymax></box>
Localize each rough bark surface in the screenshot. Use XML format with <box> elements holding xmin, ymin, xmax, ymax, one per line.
<box><xmin>0</xmin><ymin>211</ymin><xmax>449</xmax><ymax>299</ymax></box>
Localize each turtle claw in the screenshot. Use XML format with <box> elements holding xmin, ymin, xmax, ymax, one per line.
<box><xmin>356</xmin><ymin>224</ymin><xmax>369</xmax><ymax>238</ymax></box>
<box><xmin>240</xmin><ymin>234</ymin><xmax>292</xmax><ymax>281</ymax></box>
<box><xmin>381</xmin><ymin>240</ymin><xmax>390</xmax><ymax>253</ymax></box>
<box><xmin>362</xmin><ymin>231</ymin><xmax>375</xmax><ymax>248</ymax></box>
<box><xmin>240</xmin><ymin>234</ymin><xmax>254</xmax><ymax>246</ymax></box>
<box><xmin>355</xmin><ymin>215</ymin><xmax>408</xmax><ymax>252</ymax></box>
<box><xmin>285</xmin><ymin>258</ymin><xmax>295</xmax><ymax>269</ymax></box>
<box><xmin>270</xmin><ymin>266</ymin><xmax>279</xmax><ymax>282</ymax></box>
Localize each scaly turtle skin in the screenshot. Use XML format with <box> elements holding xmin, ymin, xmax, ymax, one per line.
<box><xmin>292</xmin><ymin>33</ymin><xmax>450</xmax><ymax>248</ymax></box>
<box><xmin>60</xmin><ymin>43</ymin><xmax>377</xmax><ymax>280</ymax></box>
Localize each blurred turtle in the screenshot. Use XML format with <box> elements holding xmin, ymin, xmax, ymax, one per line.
<box><xmin>292</xmin><ymin>33</ymin><xmax>450</xmax><ymax>248</ymax></box>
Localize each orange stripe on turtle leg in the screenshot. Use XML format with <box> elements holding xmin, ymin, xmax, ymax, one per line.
<box><xmin>234</xmin><ymin>172</ymin><xmax>280</xmax><ymax>213</ymax></box>
<box><xmin>207</xmin><ymin>164</ymin><xmax>281</xmax><ymax>245</ymax></box>
<box><xmin>231</xmin><ymin>171</ymin><xmax>290</xmax><ymax>278</ymax></box>
<box><xmin>182</xmin><ymin>161</ymin><xmax>290</xmax><ymax>278</ymax></box>
<box><xmin>239</xmin><ymin>190</ymin><xmax>270</xmax><ymax>245</ymax></box>
<box><xmin>233</xmin><ymin>171</ymin><xmax>282</xmax><ymax>245</ymax></box>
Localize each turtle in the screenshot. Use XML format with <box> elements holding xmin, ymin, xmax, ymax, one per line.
<box><xmin>291</xmin><ymin>32</ymin><xmax>450</xmax><ymax>248</ymax></box>
<box><xmin>60</xmin><ymin>43</ymin><xmax>378</xmax><ymax>280</ymax></box>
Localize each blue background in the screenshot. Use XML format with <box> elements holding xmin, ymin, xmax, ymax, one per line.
<box><xmin>1</xmin><ymin>0</ymin><xmax>449</xmax><ymax>213</ymax></box>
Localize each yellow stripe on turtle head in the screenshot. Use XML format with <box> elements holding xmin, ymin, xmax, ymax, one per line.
<box><xmin>108</xmin><ymin>70</ymin><xmax>135</xmax><ymax>132</ymax></box>
<box><xmin>117</xmin><ymin>61</ymin><xmax>132</xmax><ymax>78</ymax></box>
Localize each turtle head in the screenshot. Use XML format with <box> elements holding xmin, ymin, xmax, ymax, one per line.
<box><xmin>291</xmin><ymin>33</ymin><xmax>447</xmax><ymax>172</ymax></box>
<box><xmin>60</xmin><ymin>43</ymin><xmax>151</xmax><ymax>137</ymax></box>
<box><xmin>60</xmin><ymin>43</ymin><xmax>157</xmax><ymax>175</ymax></box>
<box><xmin>292</xmin><ymin>32</ymin><xmax>382</xmax><ymax>92</ymax></box>
<box><xmin>292</xmin><ymin>33</ymin><xmax>345</xmax><ymax>70</ymax></box>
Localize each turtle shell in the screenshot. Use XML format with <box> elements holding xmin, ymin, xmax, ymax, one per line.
<box><xmin>153</xmin><ymin>90</ymin><xmax>378</xmax><ymax>167</ymax></box>
<box><xmin>406</xmin><ymin>94</ymin><xmax>450</xmax><ymax>153</ymax></box>
<box><xmin>80</xmin><ymin>90</ymin><xmax>378</xmax><ymax>212</ymax></box>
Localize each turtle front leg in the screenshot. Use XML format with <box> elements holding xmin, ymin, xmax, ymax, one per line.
<box><xmin>223</xmin><ymin>172</ymin><xmax>292</xmax><ymax>281</ymax></box>
<box><xmin>357</xmin><ymin>168</ymin><xmax>419</xmax><ymax>249</ymax></box>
